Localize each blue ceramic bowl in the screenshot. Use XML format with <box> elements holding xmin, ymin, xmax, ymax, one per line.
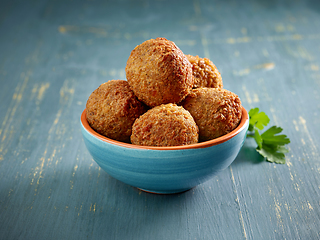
<box><xmin>80</xmin><ymin>107</ymin><xmax>249</xmax><ymax>194</ymax></box>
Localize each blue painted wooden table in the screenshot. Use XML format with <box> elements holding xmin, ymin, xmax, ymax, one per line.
<box><xmin>1</xmin><ymin>0</ymin><xmax>320</xmax><ymax>239</ymax></box>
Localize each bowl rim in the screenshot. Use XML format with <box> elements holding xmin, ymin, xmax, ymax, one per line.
<box><xmin>81</xmin><ymin>107</ymin><xmax>248</xmax><ymax>150</ymax></box>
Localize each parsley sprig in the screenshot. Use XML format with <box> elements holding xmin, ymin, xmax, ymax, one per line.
<box><xmin>248</xmin><ymin>108</ymin><xmax>290</xmax><ymax>164</ymax></box>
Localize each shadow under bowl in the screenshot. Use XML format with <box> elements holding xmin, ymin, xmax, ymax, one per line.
<box><xmin>80</xmin><ymin>107</ymin><xmax>249</xmax><ymax>194</ymax></box>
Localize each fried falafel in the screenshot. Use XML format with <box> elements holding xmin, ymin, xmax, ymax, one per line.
<box><xmin>186</xmin><ymin>55</ymin><xmax>223</xmax><ymax>89</ymax></box>
<box><xmin>86</xmin><ymin>80</ymin><xmax>147</xmax><ymax>143</ymax></box>
<box><xmin>182</xmin><ymin>88</ymin><xmax>242</xmax><ymax>142</ymax></box>
<box><xmin>131</xmin><ymin>103</ymin><xmax>199</xmax><ymax>147</ymax></box>
<box><xmin>125</xmin><ymin>38</ymin><xmax>194</xmax><ymax>107</ymax></box>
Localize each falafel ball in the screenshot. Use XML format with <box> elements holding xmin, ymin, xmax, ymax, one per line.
<box><xmin>125</xmin><ymin>38</ymin><xmax>194</xmax><ymax>107</ymax></box>
<box><xmin>131</xmin><ymin>103</ymin><xmax>199</xmax><ymax>147</ymax></box>
<box><xmin>186</xmin><ymin>55</ymin><xmax>223</xmax><ymax>89</ymax></box>
<box><xmin>182</xmin><ymin>88</ymin><xmax>242</xmax><ymax>142</ymax></box>
<box><xmin>86</xmin><ymin>80</ymin><xmax>147</xmax><ymax>143</ymax></box>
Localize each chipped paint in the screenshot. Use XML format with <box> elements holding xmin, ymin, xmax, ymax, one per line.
<box><xmin>275</xmin><ymin>24</ymin><xmax>286</xmax><ymax>32</ymax></box>
<box><xmin>241</xmin><ymin>28</ymin><xmax>247</xmax><ymax>35</ymax></box>
<box><xmin>274</xmin><ymin>198</ymin><xmax>282</xmax><ymax>223</ymax></box>
<box><xmin>297</xmin><ymin>46</ymin><xmax>314</xmax><ymax>61</ymax></box>
<box><xmin>37</xmin><ymin>82</ymin><xmax>50</xmax><ymax>102</ymax></box>
<box><xmin>286</xmin><ymin>156</ymin><xmax>293</xmax><ymax>168</ymax></box>
<box><xmin>193</xmin><ymin>0</ymin><xmax>201</xmax><ymax>16</ymax></box>
<box><xmin>90</xmin><ymin>203</ymin><xmax>97</xmax><ymax>213</ymax></box>
<box><xmin>253</xmin><ymin>93</ymin><xmax>260</xmax><ymax>103</ymax></box>
<box><xmin>234</xmin><ymin>68</ymin><xmax>251</xmax><ymax>76</ymax></box>
<box><xmin>201</xmin><ymin>35</ymin><xmax>210</xmax><ymax>59</ymax></box>
<box><xmin>262</xmin><ymin>49</ymin><xmax>269</xmax><ymax>57</ymax></box>
<box><xmin>58</xmin><ymin>25</ymin><xmax>107</xmax><ymax>36</ymax></box>
<box><xmin>174</xmin><ymin>40</ymin><xmax>197</xmax><ymax>46</ymax></box>
<box><xmin>292</xmin><ymin>120</ymin><xmax>299</xmax><ymax>131</ymax></box>
<box><xmin>253</xmin><ymin>63</ymin><xmax>275</xmax><ymax>70</ymax></box>
<box><xmin>299</xmin><ymin>116</ymin><xmax>317</xmax><ymax>155</ymax></box>
<box><xmin>226</xmin><ymin>37</ymin><xmax>252</xmax><ymax>44</ymax></box>
<box><xmin>306</xmin><ymin>64</ymin><xmax>319</xmax><ymax>71</ymax></box>
<box><xmin>234</xmin><ymin>63</ymin><xmax>274</xmax><ymax>76</ymax></box>
<box><xmin>30</xmin><ymin>79</ymin><xmax>75</xmax><ymax>194</ymax></box>
<box><xmin>209</xmin><ymin>33</ymin><xmax>320</xmax><ymax>46</ymax></box>
<box><xmin>242</xmin><ymin>85</ymin><xmax>252</xmax><ymax>105</ymax></box>
<box><xmin>0</xmin><ymin>74</ymin><xmax>29</xmax><ymax>159</ymax></box>
<box><xmin>72</xmin><ymin>164</ymin><xmax>78</xmax><ymax>177</ymax></box>
<box><xmin>229</xmin><ymin>166</ymin><xmax>248</xmax><ymax>240</ymax></box>
<box><xmin>307</xmin><ymin>201</ymin><xmax>313</xmax><ymax>210</ymax></box>
<box><xmin>78</xmin><ymin>204</ymin><xmax>83</xmax><ymax>216</ymax></box>
<box><xmin>269</xmin><ymin>107</ymin><xmax>279</xmax><ymax>125</ymax></box>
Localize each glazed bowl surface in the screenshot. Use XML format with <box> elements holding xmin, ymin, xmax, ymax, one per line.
<box><xmin>80</xmin><ymin>107</ymin><xmax>249</xmax><ymax>194</ymax></box>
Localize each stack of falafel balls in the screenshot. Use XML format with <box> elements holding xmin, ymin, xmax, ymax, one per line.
<box><xmin>86</xmin><ymin>37</ymin><xmax>242</xmax><ymax>147</ymax></box>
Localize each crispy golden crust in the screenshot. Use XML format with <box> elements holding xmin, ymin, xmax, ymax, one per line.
<box><xmin>131</xmin><ymin>103</ymin><xmax>199</xmax><ymax>147</ymax></box>
<box><xmin>182</xmin><ymin>88</ymin><xmax>242</xmax><ymax>142</ymax></box>
<box><xmin>125</xmin><ymin>38</ymin><xmax>194</xmax><ymax>107</ymax></box>
<box><xmin>186</xmin><ymin>55</ymin><xmax>223</xmax><ymax>89</ymax></box>
<box><xmin>86</xmin><ymin>80</ymin><xmax>147</xmax><ymax>143</ymax></box>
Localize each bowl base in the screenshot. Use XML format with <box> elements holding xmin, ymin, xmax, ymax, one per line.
<box><xmin>137</xmin><ymin>187</ymin><xmax>192</xmax><ymax>194</ymax></box>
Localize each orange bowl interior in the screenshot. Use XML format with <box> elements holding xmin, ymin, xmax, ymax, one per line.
<box><xmin>81</xmin><ymin>107</ymin><xmax>249</xmax><ymax>150</ymax></box>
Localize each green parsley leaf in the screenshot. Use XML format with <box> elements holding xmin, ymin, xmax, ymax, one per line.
<box><xmin>261</xmin><ymin>126</ymin><xmax>290</xmax><ymax>146</ymax></box>
<box><xmin>254</xmin><ymin>128</ymin><xmax>262</xmax><ymax>149</ymax></box>
<box><xmin>248</xmin><ymin>107</ymin><xmax>270</xmax><ymax>131</ymax></box>
<box><xmin>256</xmin><ymin>144</ymin><xmax>289</xmax><ymax>164</ymax></box>
<box><xmin>248</xmin><ymin>108</ymin><xmax>290</xmax><ymax>164</ymax></box>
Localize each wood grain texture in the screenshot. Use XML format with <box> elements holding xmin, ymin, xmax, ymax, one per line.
<box><xmin>1</xmin><ymin>0</ymin><xmax>320</xmax><ymax>239</ymax></box>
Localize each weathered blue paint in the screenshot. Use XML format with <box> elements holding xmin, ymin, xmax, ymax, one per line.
<box><xmin>1</xmin><ymin>0</ymin><xmax>320</xmax><ymax>239</ymax></box>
